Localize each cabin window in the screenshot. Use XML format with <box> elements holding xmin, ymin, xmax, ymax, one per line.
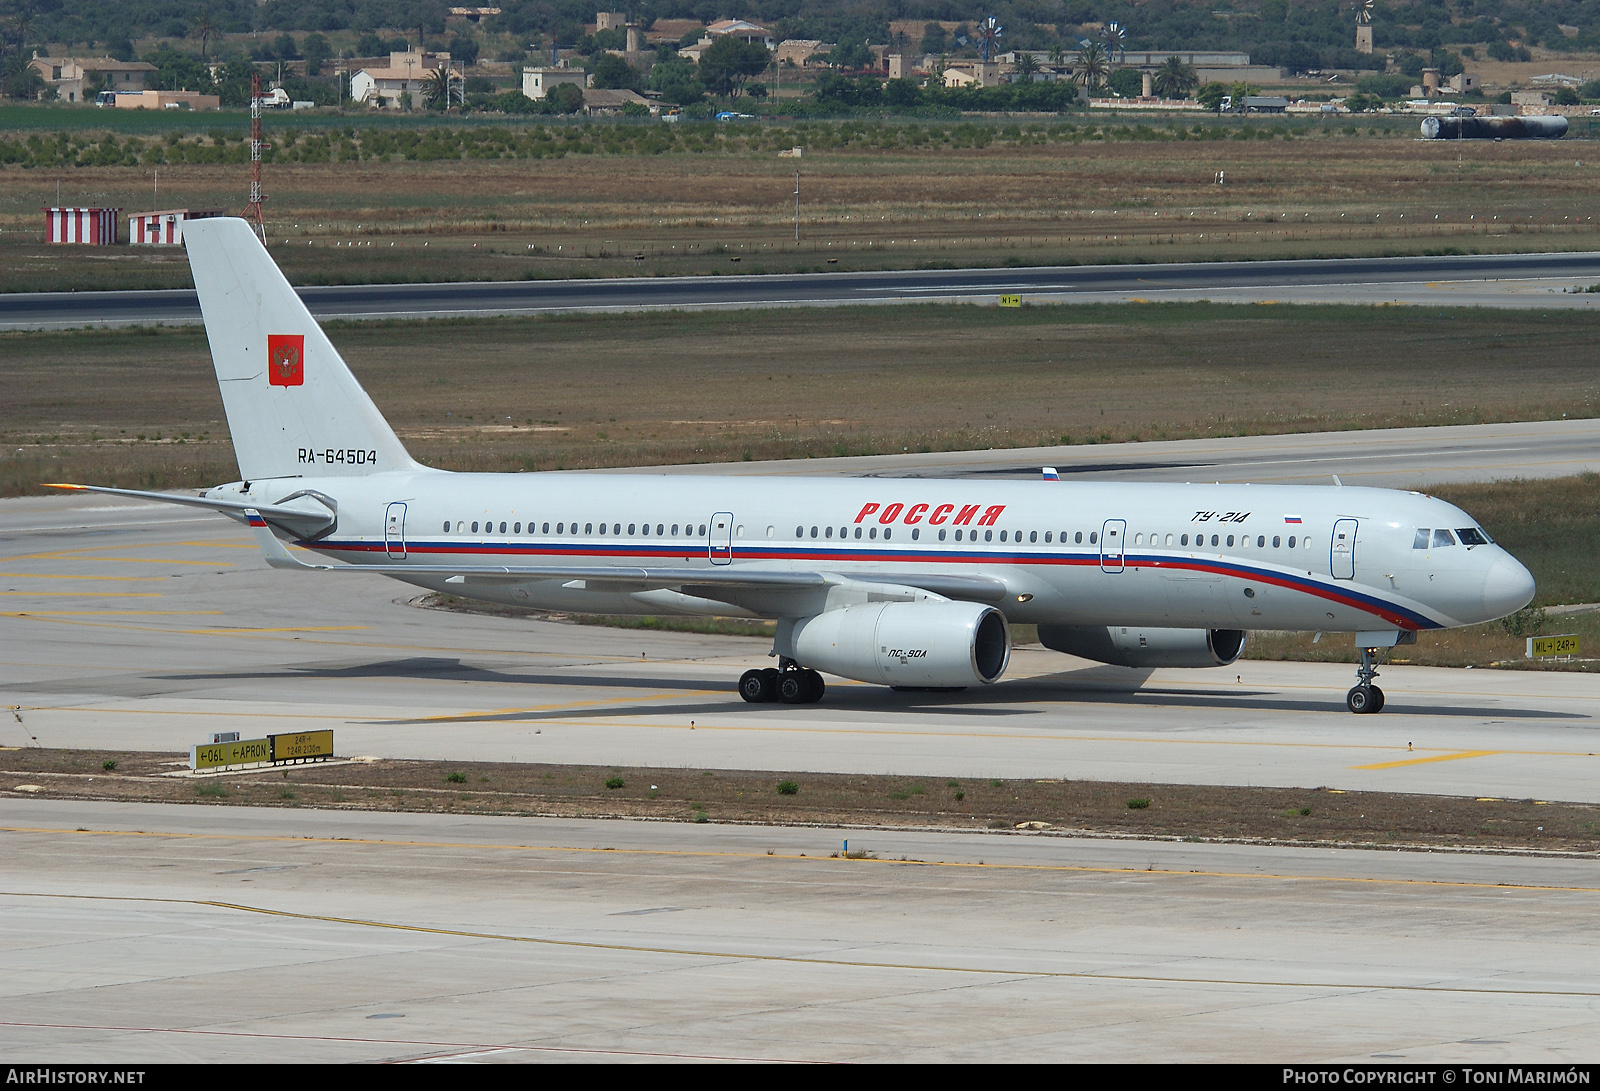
<box><xmin>1287</xmin><ymin>535</ymin><xmax>1295</xmax><ymax>548</ymax></box>
<box><xmin>938</xmin><ymin>529</ymin><xmax>947</xmax><ymax>541</ymax></box>
<box><xmin>1223</xmin><ymin>534</ymin><xmax>1232</xmax><ymax>547</ymax></box>
<box><xmin>796</xmin><ymin>525</ymin><xmax>804</xmax><ymax>537</ymax></box>
<box><xmin>911</xmin><ymin>528</ymin><xmax>920</xmax><ymax>541</ymax></box>
<box><xmin>810</xmin><ymin>526</ymin><xmax>818</xmax><ymax>538</ymax></box>
<box><xmin>628</xmin><ymin>524</ymin><xmax>635</xmax><ymax>535</ymax></box>
<box><xmin>657</xmin><ymin>524</ymin><xmax>664</xmax><ymax>536</ymax></box>
<box><xmin>884</xmin><ymin>528</ymin><xmax>892</xmax><ymax>540</ymax></box>
<box><xmin>1257</xmin><ymin>535</ymin><xmax>1265</xmax><ymax>548</ymax></box>
<box><xmin>442</xmin><ymin>521</ymin><xmax>450</xmax><ymax>533</ymax></box>
<box><xmin>581</xmin><ymin>522</ymin><xmax>589</xmax><ymax>534</ymax></box>
<box><xmin>1433</xmin><ymin>529</ymin><xmax>1456</xmax><ymax>547</ymax></box>
<box><xmin>1457</xmin><ymin>527</ymin><xmax>1489</xmax><ymax>546</ymax></box>
<box><xmin>1045</xmin><ymin>532</ymin><xmax>1052</xmax><ymax>543</ymax></box>
<box><xmin>984</xmin><ymin>530</ymin><xmax>993</xmax><ymax>542</ymax></box>
<box><xmin>514</xmin><ymin>522</ymin><xmax>521</xmax><ymax>534</ymax></box>
<box><xmin>1133</xmin><ymin>533</ymin><xmax>1142</xmax><ymax>546</ymax></box>
<box><xmin>471</xmin><ymin>521</ymin><xmax>479</xmax><ymax>533</ymax></box>
<box><xmin>1030</xmin><ymin>531</ymin><xmax>1038</xmax><ymax>543</ymax></box>
<box><xmin>1165</xmin><ymin>533</ymin><xmax>1174</xmax><ymax>546</ymax></box>
<box><xmin>497</xmin><ymin>521</ymin><xmax>504</xmax><ymax>533</ymax></box>
<box><xmin>1180</xmin><ymin>534</ymin><xmax>1188</xmax><ymax>546</ymax></box>
<box><xmin>1089</xmin><ymin>532</ymin><xmax>1097</xmax><ymax>544</ymax></box>
<box><xmin>854</xmin><ymin>527</ymin><xmax>862</xmax><ymax>539</ymax></box>
<box><xmin>699</xmin><ymin>524</ymin><xmax>707</xmax><ymax>536</ymax></box>
<box><xmin>869</xmin><ymin>527</ymin><xmax>877</xmax><ymax>539</ymax></box>
<box><xmin>955</xmin><ymin>529</ymin><xmax>963</xmax><ymax>541</ymax></box>
<box><xmin>1273</xmin><ymin>536</ymin><xmax>1281</xmax><ymax>548</ymax></box>
<box><xmin>999</xmin><ymin>530</ymin><xmax>1008</xmax><ymax>542</ymax></box>
<box><xmin>1074</xmin><ymin>532</ymin><xmax>1083</xmax><ymax>544</ymax></box>
<box><xmin>598</xmin><ymin>522</ymin><xmax>607</xmax><ymax>535</ymax></box>
<box><xmin>542</xmin><ymin>522</ymin><xmax>550</xmax><ymax>533</ymax></box>
<box><xmin>825</xmin><ymin>526</ymin><xmax>833</xmax><ymax>538</ymax></box>
<box><xmin>556</xmin><ymin>522</ymin><xmax>564</xmax><ymax>533</ymax></box>
<box><xmin>1414</xmin><ymin>529</ymin><xmax>1430</xmax><ymax>548</ymax></box>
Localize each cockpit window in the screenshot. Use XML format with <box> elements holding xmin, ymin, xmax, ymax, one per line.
<box><xmin>1412</xmin><ymin>529</ymin><xmax>1430</xmax><ymax>549</ymax></box>
<box><xmin>1456</xmin><ymin>527</ymin><xmax>1489</xmax><ymax>546</ymax></box>
<box><xmin>1432</xmin><ymin>529</ymin><xmax>1457</xmax><ymax>548</ymax></box>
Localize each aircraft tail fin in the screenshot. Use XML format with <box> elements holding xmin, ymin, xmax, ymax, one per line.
<box><xmin>183</xmin><ymin>217</ymin><xmax>420</xmax><ymax>481</ymax></box>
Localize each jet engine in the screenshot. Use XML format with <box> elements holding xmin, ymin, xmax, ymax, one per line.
<box><xmin>1038</xmin><ymin>624</ymin><xmax>1247</xmax><ymax>668</ymax></box>
<box><xmin>785</xmin><ymin>601</ymin><xmax>1011</xmax><ymax>688</ymax></box>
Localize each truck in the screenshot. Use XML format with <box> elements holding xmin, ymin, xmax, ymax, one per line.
<box><xmin>253</xmin><ymin>87</ymin><xmax>291</xmax><ymax>109</ymax></box>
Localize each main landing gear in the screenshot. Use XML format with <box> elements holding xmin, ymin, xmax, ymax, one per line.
<box><xmin>739</xmin><ymin>658</ymin><xmax>825</xmax><ymax>704</ymax></box>
<box><xmin>1346</xmin><ymin>645</ymin><xmax>1386</xmax><ymax>714</ymax></box>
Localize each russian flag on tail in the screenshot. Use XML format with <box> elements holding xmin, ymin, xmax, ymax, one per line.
<box><xmin>1042</xmin><ymin>467</ymin><xmax>1059</xmax><ymax>481</ymax></box>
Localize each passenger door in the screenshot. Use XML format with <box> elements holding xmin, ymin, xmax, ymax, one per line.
<box><xmin>1331</xmin><ymin>518</ymin><xmax>1357</xmax><ymax>580</ymax></box>
<box><xmin>709</xmin><ymin>511</ymin><xmax>733</xmax><ymax>565</ymax></box>
<box><xmin>384</xmin><ymin>502</ymin><xmax>407</xmax><ymax>559</ymax></box>
<box><xmin>1100</xmin><ymin>519</ymin><xmax>1126</xmax><ymax>573</ymax></box>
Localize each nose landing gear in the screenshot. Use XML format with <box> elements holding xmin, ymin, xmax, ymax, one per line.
<box><xmin>1346</xmin><ymin>645</ymin><xmax>1386</xmax><ymax>714</ymax></box>
<box><xmin>739</xmin><ymin>658</ymin><xmax>824</xmax><ymax>704</ymax></box>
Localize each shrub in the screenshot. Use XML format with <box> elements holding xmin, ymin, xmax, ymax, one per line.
<box><xmin>101</xmin><ymin>760</ymin><xmax>117</xmax><ymax>771</ymax></box>
<box><xmin>1127</xmin><ymin>798</ymin><xmax>1151</xmax><ymax>809</ymax></box>
<box><xmin>605</xmin><ymin>776</ymin><xmax>626</xmax><ymax>789</ymax></box>
<box><xmin>776</xmin><ymin>780</ymin><xmax>799</xmax><ymax>795</ymax></box>
<box><xmin>445</xmin><ymin>771</ymin><xmax>467</xmax><ymax>783</ymax></box>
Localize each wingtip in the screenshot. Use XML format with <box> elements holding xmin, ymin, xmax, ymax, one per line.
<box><xmin>42</xmin><ymin>482</ymin><xmax>86</xmax><ymax>490</ymax></box>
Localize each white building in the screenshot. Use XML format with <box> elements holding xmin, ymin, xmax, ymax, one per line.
<box><xmin>350</xmin><ymin>49</ymin><xmax>451</xmax><ymax>107</ymax></box>
<box><xmin>522</xmin><ymin>66</ymin><xmax>589</xmax><ymax>99</ymax></box>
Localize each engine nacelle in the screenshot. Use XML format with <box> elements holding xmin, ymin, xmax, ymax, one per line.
<box><xmin>1038</xmin><ymin>624</ymin><xmax>1247</xmax><ymax>668</ymax></box>
<box><xmin>783</xmin><ymin>601</ymin><xmax>1011</xmax><ymax>688</ymax></box>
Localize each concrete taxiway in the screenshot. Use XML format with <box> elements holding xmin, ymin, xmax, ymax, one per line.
<box><xmin>617</xmin><ymin>417</ymin><xmax>1600</xmax><ymax>488</ymax></box>
<box><xmin>3</xmin><ymin>450</ymin><xmax>1597</xmax><ymax>803</ymax></box>
<box><xmin>4</xmin><ymin>800</ymin><xmax>1599</xmax><ymax>1062</ymax></box>
<box><xmin>6</xmin><ymin>428</ymin><xmax>1600</xmax><ymax>1063</ymax></box>
<box><xmin>6</xmin><ymin>250</ymin><xmax>1600</xmax><ymax>330</ymax></box>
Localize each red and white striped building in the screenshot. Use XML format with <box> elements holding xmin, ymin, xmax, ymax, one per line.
<box><xmin>43</xmin><ymin>207</ymin><xmax>120</xmax><ymax>245</ymax></box>
<box><xmin>129</xmin><ymin>208</ymin><xmax>224</xmax><ymax>246</ymax></box>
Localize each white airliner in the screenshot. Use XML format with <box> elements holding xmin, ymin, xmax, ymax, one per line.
<box><xmin>51</xmin><ymin>218</ymin><xmax>1536</xmax><ymax>714</ymax></box>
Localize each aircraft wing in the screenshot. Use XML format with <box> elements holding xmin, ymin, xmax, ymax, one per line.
<box><xmin>243</xmin><ymin>510</ymin><xmax>1009</xmax><ymax>600</ymax></box>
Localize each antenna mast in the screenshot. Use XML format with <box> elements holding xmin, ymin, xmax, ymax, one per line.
<box><xmin>243</xmin><ymin>70</ymin><xmax>268</xmax><ymax>239</ymax></box>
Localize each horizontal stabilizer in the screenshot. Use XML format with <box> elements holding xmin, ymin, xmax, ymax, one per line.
<box><xmin>48</xmin><ymin>483</ymin><xmax>335</xmax><ymax>536</ymax></box>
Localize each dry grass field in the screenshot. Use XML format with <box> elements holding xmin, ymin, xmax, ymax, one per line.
<box><xmin>6</xmin><ymin>750</ymin><xmax>1596</xmax><ymax>850</ymax></box>
<box><xmin>6</xmin><ymin>302</ymin><xmax>1600</xmax><ymax>497</ymax></box>
<box><xmin>5</xmin><ymin>125</ymin><xmax>1600</xmax><ymax>291</ymax></box>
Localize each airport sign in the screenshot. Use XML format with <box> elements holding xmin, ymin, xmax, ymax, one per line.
<box><xmin>1527</xmin><ymin>634</ymin><xmax>1580</xmax><ymax>659</ymax></box>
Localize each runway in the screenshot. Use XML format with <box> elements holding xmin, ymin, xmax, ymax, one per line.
<box><xmin>4</xmin><ymin>455</ymin><xmax>1598</xmax><ymax>804</ymax></box>
<box><xmin>4</xmin><ymin>800</ymin><xmax>1598</xmax><ymax>1062</ymax></box>
<box><xmin>616</xmin><ymin>417</ymin><xmax>1600</xmax><ymax>488</ymax></box>
<box><xmin>6</xmin><ymin>250</ymin><xmax>1600</xmax><ymax>329</ymax></box>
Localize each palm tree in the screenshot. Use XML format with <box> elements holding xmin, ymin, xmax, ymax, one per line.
<box><xmin>1013</xmin><ymin>51</ymin><xmax>1040</xmax><ymax>82</ymax></box>
<box><xmin>192</xmin><ymin>10</ymin><xmax>218</xmax><ymax>61</ymax></box>
<box><xmin>423</xmin><ymin>65</ymin><xmax>455</xmax><ymax>110</ymax></box>
<box><xmin>1074</xmin><ymin>40</ymin><xmax>1109</xmax><ymax>95</ymax></box>
<box><xmin>1153</xmin><ymin>56</ymin><xmax>1198</xmax><ymax>99</ymax></box>
<box><xmin>1049</xmin><ymin>43</ymin><xmax>1065</xmax><ymax>69</ymax></box>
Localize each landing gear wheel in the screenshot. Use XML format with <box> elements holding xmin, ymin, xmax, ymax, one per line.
<box><xmin>739</xmin><ymin>668</ymin><xmax>778</xmax><ymax>703</ymax></box>
<box><xmin>778</xmin><ymin>672</ymin><xmax>807</xmax><ymax>704</ymax></box>
<box><xmin>1347</xmin><ymin>685</ymin><xmax>1378</xmax><ymax>714</ymax></box>
<box><xmin>799</xmin><ymin>668</ymin><xmax>825</xmax><ymax>703</ymax></box>
<box><xmin>1347</xmin><ymin>646</ymin><xmax>1385</xmax><ymax>714</ymax></box>
<box><xmin>778</xmin><ymin>668</ymin><xmax>826</xmax><ymax>704</ymax></box>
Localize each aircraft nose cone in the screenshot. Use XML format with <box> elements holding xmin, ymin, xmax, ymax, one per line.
<box><xmin>1483</xmin><ymin>556</ymin><xmax>1535</xmax><ymax>619</ymax></box>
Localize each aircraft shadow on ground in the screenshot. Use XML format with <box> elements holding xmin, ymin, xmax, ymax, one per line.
<box><xmin>18</xmin><ymin>657</ymin><xmax>1579</xmax><ymax>725</ymax></box>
